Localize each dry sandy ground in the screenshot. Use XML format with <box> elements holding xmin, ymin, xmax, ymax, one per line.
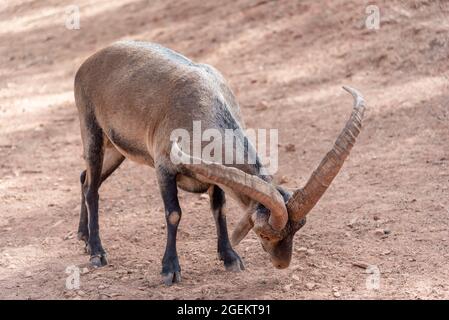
<box><xmin>0</xmin><ymin>0</ymin><xmax>448</xmax><ymax>299</ymax></box>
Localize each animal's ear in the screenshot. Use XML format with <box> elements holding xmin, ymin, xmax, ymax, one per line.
<box><xmin>275</xmin><ymin>185</ymin><xmax>293</xmax><ymax>203</ymax></box>
<box><xmin>230</xmin><ymin>214</ymin><xmax>254</xmax><ymax>246</ymax></box>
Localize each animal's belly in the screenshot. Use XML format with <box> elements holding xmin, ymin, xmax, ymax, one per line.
<box><xmin>176</xmin><ymin>175</ymin><xmax>210</xmax><ymax>193</ymax></box>
<box><xmin>106</xmin><ymin>128</ymin><xmax>154</xmax><ymax>166</ymax></box>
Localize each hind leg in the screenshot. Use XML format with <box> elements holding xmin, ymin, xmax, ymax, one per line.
<box><xmin>77</xmin><ymin>145</ymin><xmax>125</xmax><ymax>247</ymax></box>
<box><xmin>79</xmin><ymin>116</ymin><xmax>125</xmax><ymax>267</ymax></box>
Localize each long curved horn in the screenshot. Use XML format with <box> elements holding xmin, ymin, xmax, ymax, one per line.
<box><xmin>287</xmin><ymin>86</ymin><xmax>366</xmax><ymax>222</ymax></box>
<box><xmin>171</xmin><ymin>143</ymin><xmax>288</xmax><ymax>230</ymax></box>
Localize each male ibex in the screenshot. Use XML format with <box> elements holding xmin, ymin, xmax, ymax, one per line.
<box><xmin>75</xmin><ymin>41</ymin><xmax>365</xmax><ymax>285</ymax></box>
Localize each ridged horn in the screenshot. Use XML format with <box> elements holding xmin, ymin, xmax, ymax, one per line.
<box><xmin>287</xmin><ymin>86</ymin><xmax>366</xmax><ymax>222</ymax></box>
<box><xmin>171</xmin><ymin>143</ymin><xmax>288</xmax><ymax>230</ymax></box>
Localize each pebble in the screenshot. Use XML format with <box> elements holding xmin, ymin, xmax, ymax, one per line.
<box><xmin>305</xmin><ymin>282</ymin><xmax>315</xmax><ymax>290</ymax></box>
<box><xmin>347</xmin><ymin>217</ymin><xmax>358</xmax><ymax>228</ymax></box>
<box><xmin>278</xmin><ymin>175</ymin><xmax>289</xmax><ymax>184</ymax></box>
<box><xmin>332</xmin><ymin>287</ymin><xmax>341</xmax><ymax>297</ymax></box>
<box><xmin>63</xmin><ymin>232</ymin><xmax>74</xmax><ymax>240</ymax></box>
<box><xmin>77</xmin><ymin>290</ymin><xmax>85</xmax><ymax>296</ymax></box>
<box><xmin>283</xmin><ymin>283</ymin><xmax>293</xmax><ymax>292</ymax></box>
<box><xmin>291</xmin><ymin>274</ymin><xmax>300</xmax><ymax>281</ymax></box>
<box><xmin>257</xmin><ymin>101</ymin><xmax>269</xmax><ymax>111</ymax></box>
<box><xmin>352</xmin><ymin>261</ymin><xmax>369</xmax><ymax>269</ymax></box>
<box><xmin>306</xmin><ymin>249</ymin><xmax>315</xmax><ymax>255</ymax></box>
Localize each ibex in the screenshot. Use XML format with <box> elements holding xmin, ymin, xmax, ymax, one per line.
<box><xmin>74</xmin><ymin>41</ymin><xmax>365</xmax><ymax>285</ymax></box>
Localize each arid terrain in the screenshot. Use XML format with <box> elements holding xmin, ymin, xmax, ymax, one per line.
<box><xmin>0</xmin><ymin>0</ymin><xmax>448</xmax><ymax>299</ymax></box>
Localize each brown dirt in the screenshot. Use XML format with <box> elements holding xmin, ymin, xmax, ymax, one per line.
<box><xmin>1</xmin><ymin>0</ymin><xmax>449</xmax><ymax>300</ymax></box>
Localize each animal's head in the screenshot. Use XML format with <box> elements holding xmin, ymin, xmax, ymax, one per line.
<box><xmin>175</xmin><ymin>86</ymin><xmax>365</xmax><ymax>269</ymax></box>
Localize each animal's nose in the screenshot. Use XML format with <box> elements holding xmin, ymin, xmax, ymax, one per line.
<box><xmin>272</xmin><ymin>259</ymin><xmax>289</xmax><ymax>269</ymax></box>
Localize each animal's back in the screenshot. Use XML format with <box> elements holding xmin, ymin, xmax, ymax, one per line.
<box><xmin>74</xmin><ymin>41</ymin><xmax>244</xmax><ymax>165</ymax></box>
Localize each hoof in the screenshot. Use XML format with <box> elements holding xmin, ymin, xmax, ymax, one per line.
<box><xmin>220</xmin><ymin>249</ymin><xmax>245</xmax><ymax>272</ymax></box>
<box><xmin>90</xmin><ymin>254</ymin><xmax>108</xmax><ymax>268</ymax></box>
<box><xmin>162</xmin><ymin>271</ymin><xmax>181</xmax><ymax>286</ymax></box>
<box><xmin>224</xmin><ymin>257</ymin><xmax>245</xmax><ymax>272</ymax></box>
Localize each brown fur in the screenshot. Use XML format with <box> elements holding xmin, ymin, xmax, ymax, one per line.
<box><xmin>75</xmin><ymin>40</ymin><xmax>256</xmax><ymax>204</ymax></box>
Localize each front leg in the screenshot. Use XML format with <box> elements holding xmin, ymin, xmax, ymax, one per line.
<box><xmin>156</xmin><ymin>166</ymin><xmax>182</xmax><ymax>285</ymax></box>
<box><xmin>209</xmin><ymin>186</ymin><xmax>244</xmax><ymax>272</ymax></box>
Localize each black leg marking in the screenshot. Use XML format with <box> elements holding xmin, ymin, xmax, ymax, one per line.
<box><xmin>77</xmin><ymin>170</ymin><xmax>89</xmax><ymax>243</ymax></box>
<box><xmin>209</xmin><ymin>186</ymin><xmax>244</xmax><ymax>272</ymax></box>
<box><xmin>157</xmin><ymin>167</ymin><xmax>182</xmax><ymax>285</ymax></box>
<box><xmin>77</xmin><ymin>146</ymin><xmax>124</xmax><ymax>256</ymax></box>
<box><xmin>82</xmin><ymin>116</ymin><xmax>108</xmax><ymax>267</ymax></box>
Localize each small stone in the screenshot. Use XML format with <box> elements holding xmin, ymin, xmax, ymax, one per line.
<box><xmin>200</xmin><ymin>194</ymin><xmax>208</xmax><ymax>200</ymax></box>
<box><xmin>283</xmin><ymin>283</ymin><xmax>293</xmax><ymax>292</ymax></box>
<box><xmin>373</xmin><ymin>215</ymin><xmax>380</xmax><ymax>221</ymax></box>
<box><xmin>347</xmin><ymin>217</ymin><xmax>358</xmax><ymax>228</ymax></box>
<box><xmin>77</xmin><ymin>290</ymin><xmax>85</xmax><ymax>296</ymax></box>
<box><xmin>352</xmin><ymin>261</ymin><xmax>369</xmax><ymax>269</ymax></box>
<box><xmin>305</xmin><ymin>282</ymin><xmax>315</xmax><ymax>290</ymax></box>
<box><xmin>374</xmin><ymin>228</ymin><xmax>385</xmax><ymax>236</ymax></box>
<box><xmin>384</xmin><ymin>229</ymin><xmax>391</xmax><ymax>235</ymax></box>
<box><xmin>63</xmin><ymin>232</ymin><xmax>74</xmax><ymax>240</ymax></box>
<box><xmin>24</xmin><ymin>271</ymin><xmax>32</xmax><ymax>278</ymax></box>
<box><xmin>98</xmin><ymin>284</ymin><xmax>106</xmax><ymax>290</ymax></box>
<box><xmin>333</xmin><ymin>291</ymin><xmax>341</xmax><ymax>298</ymax></box>
<box><xmin>296</xmin><ymin>247</ymin><xmax>308</xmax><ymax>253</ymax></box>
<box><xmin>278</xmin><ymin>175</ymin><xmax>289</xmax><ymax>184</ymax></box>
<box><xmin>257</xmin><ymin>101</ymin><xmax>269</xmax><ymax>110</ymax></box>
<box><xmin>291</xmin><ymin>274</ymin><xmax>300</xmax><ymax>281</ymax></box>
<box><xmin>306</xmin><ymin>249</ymin><xmax>315</xmax><ymax>255</ymax></box>
<box><xmin>81</xmin><ymin>267</ymin><xmax>89</xmax><ymax>274</ymax></box>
